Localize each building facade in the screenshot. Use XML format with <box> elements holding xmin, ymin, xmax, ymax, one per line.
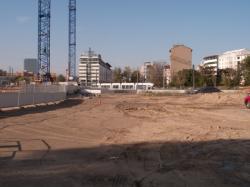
<box><xmin>24</xmin><ymin>58</ymin><xmax>38</xmax><ymax>74</ymax></box>
<box><xmin>218</xmin><ymin>49</ymin><xmax>250</xmax><ymax>70</ymax></box>
<box><xmin>170</xmin><ymin>45</ymin><xmax>192</xmax><ymax>80</ymax></box>
<box><xmin>163</xmin><ymin>64</ymin><xmax>171</xmax><ymax>86</ymax></box>
<box><xmin>140</xmin><ymin>62</ymin><xmax>153</xmax><ymax>81</ymax></box>
<box><xmin>202</xmin><ymin>55</ymin><xmax>219</xmax><ymax>75</ymax></box>
<box><xmin>79</xmin><ymin>49</ymin><xmax>112</xmax><ymax>86</ymax></box>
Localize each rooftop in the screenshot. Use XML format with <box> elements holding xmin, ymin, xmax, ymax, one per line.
<box><xmin>223</xmin><ymin>48</ymin><xmax>250</xmax><ymax>55</ymax></box>
<box><xmin>170</xmin><ymin>44</ymin><xmax>193</xmax><ymax>52</ymax></box>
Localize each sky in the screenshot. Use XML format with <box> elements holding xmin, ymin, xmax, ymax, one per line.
<box><xmin>0</xmin><ymin>0</ymin><xmax>250</xmax><ymax>74</ymax></box>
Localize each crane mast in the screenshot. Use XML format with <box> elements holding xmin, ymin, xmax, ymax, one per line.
<box><xmin>68</xmin><ymin>0</ymin><xmax>76</xmax><ymax>80</ymax></box>
<box><xmin>38</xmin><ymin>0</ymin><xmax>51</xmax><ymax>82</ymax></box>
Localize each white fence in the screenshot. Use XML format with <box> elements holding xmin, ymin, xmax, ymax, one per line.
<box><xmin>0</xmin><ymin>84</ymin><xmax>67</xmax><ymax>109</ymax></box>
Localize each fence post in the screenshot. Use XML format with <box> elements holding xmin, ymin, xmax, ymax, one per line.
<box><xmin>33</xmin><ymin>85</ymin><xmax>35</xmax><ymax>105</ymax></box>
<box><xmin>17</xmin><ymin>89</ymin><xmax>20</xmax><ymax>107</ymax></box>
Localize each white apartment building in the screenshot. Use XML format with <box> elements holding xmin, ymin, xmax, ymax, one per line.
<box><xmin>79</xmin><ymin>49</ymin><xmax>112</xmax><ymax>86</ymax></box>
<box><xmin>218</xmin><ymin>49</ymin><xmax>250</xmax><ymax>70</ymax></box>
<box><xmin>201</xmin><ymin>55</ymin><xmax>219</xmax><ymax>75</ymax></box>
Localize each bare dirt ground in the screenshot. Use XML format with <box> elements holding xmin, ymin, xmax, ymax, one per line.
<box><xmin>0</xmin><ymin>92</ymin><xmax>250</xmax><ymax>187</ymax></box>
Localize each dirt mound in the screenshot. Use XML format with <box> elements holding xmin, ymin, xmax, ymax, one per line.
<box><xmin>116</xmin><ymin>101</ymin><xmax>169</xmax><ymax>119</ymax></box>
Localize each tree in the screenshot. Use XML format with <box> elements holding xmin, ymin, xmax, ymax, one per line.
<box><xmin>170</xmin><ymin>69</ymin><xmax>204</xmax><ymax>88</ymax></box>
<box><xmin>131</xmin><ymin>70</ymin><xmax>140</xmax><ymax>83</ymax></box>
<box><xmin>122</xmin><ymin>66</ymin><xmax>132</xmax><ymax>82</ymax></box>
<box><xmin>199</xmin><ymin>66</ymin><xmax>216</xmax><ymax>87</ymax></box>
<box><xmin>194</xmin><ymin>70</ymin><xmax>205</xmax><ymax>87</ymax></box>
<box><xmin>171</xmin><ymin>69</ymin><xmax>191</xmax><ymax>88</ymax></box>
<box><xmin>218</xmin><ymin>68</ymin><xmax>239</xmax><ymax>88</ymax></box>
<box><xmin>147</xmin><ymin>63</ymin><xmax>164</xmax><ymax>87</ymax></box>
<box><xmin>241</xmin><ymin>56</ymin><xmax>250</xmax><ymax>86</ymax></box>
<box><xmin>171</xmin><ymin>70</ymin><xmax>186</xmax><ymax>88</ymax></box>
<box><xmin>56</xmin><ymin>74</ymin><xmax>66</xmax><ymax>82</ymax></box>
<box><xmin>112</xmin><ymin>67</ymin><xmax>123</xmax><ymax>83</ymax></box>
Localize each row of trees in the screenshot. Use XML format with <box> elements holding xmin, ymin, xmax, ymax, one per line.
<box><xmin>112</xmin><ymin>66</ymin><xmax>141</xmax><ymax>83</ymax></box>
<box><xmin>171</xmin><ymin>56</ymin><xmax>250</xmax><ymax>88</ymax></box>
<box><xmin>112</xmin><ymin>63</ymin><xmax>165</xmax><ymax>87</ymax></box>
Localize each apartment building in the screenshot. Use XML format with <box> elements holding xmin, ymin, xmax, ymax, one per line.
<box><xmin>218</xmin><ymin>49</ymin><xmax>250</xmax><ymax>70</ymax></box>
<box><xmin>170</xmin><ymin>45</ymin><xmax>192</xmax><ymax>79</ymax></box>
<box><xmin>79</xmin><ymin>49</ymin><xmax>112</xmax><ymax>86</ymax></box>
<box><xmin>201</xmin><ymin>55</ymin><xmax>219</xmax><ymax>75</ymax></box>
<box><xmin>140</xmin><ymin>62</ymin><xmax>153</xmax><ymax>81</ymax></box>
<box><xmin>163</xmin><ymin>64</ymin><xmax>171</xmax><ymax>86</ymax></box>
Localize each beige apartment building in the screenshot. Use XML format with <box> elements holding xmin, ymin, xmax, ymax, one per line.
<box><xmin>170</xmin><ymin>45</ymin><xmax>192</xmax><ymax>80</ymax></box>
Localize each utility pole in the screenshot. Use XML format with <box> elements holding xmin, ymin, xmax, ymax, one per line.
<box><xmin>192</xmin><ymin>64</ymin><xmax>195</xmax><ymax>90</ymax></box>
<box><xmin>38</xmin><ymin>0</ymin><xmax>51</xmax><ymax>82</ymax></box>
<box><xmin>68</xmin><ymin>0</ymin><xmax>76</xmax><ymax>80</ymax></box>
<box><xmin>163</xmin><ymin>67</ymin><xmax>165</xmax><ymax>89</ymax></box>
<box><xmin>137</xmin><ymin>69</ymin><xmax>139</xmax><ymax>83</ymax></box>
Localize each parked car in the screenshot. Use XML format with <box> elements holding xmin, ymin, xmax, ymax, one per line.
<box><xmin>195</xmin><ymin>86</ymin><xmax>221</xmax><ymax>94</ymax></box>
<box><xmin>244</xmin><ymin>93</ymin><xmax>250</xmax><ymax>109</ymax></box>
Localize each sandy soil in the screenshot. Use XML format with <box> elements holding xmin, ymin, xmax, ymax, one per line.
<box><xmin>0</xmin><ymin>92</ymin><xmax>250</xmax><ymax>187</ymax></box>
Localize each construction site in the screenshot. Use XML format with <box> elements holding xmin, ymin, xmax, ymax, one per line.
<box><xmin>0</xmin><ymin>91</ymin><xmax>250</xmax><ymax>187</ymax></box>
<box><xmin>1</xmin><ymin>0</ymin><xmax>250</xmax><ymax>187</ymax></box>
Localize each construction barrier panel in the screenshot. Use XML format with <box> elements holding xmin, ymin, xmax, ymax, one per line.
<box><xmin>0</xmin><ymin>85</ymin><xmax>67</xmax><ymax>109</ymax></box>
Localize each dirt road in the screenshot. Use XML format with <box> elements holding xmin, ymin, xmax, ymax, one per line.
<box><xmin>0</xmin><ymin>93</ymin><xmax>250</xmax><ymax>187</ymax></box>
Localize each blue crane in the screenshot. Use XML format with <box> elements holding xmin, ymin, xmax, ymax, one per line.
<box><xmin>38</xmin><ymin>0</ymin><xmax>51</xmax><ymax>82</ymax></box>
<box><xmin>68</xmin><ymin>0</ymin><xmax>76</xmax><ymax>80</ymax></box>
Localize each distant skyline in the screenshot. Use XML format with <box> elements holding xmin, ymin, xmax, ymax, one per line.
<box><xmin>0</xmin><ymin>0</ymin><xmax>250</xmax><ymax>74</ymax></box>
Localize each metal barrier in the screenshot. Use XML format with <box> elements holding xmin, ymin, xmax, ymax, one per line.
<box><xmin>0</xmin><ymin>85</ymin><xmax>67</xmax><ymax>109</ymax></box>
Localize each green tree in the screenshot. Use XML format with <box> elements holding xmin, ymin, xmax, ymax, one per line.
<box><xmin>199</xmin><ymin>66</ymin><xmax>216</xmax><ymax>86</ymax></box>
<box><xmin>112</xmin><ymin>67</ymin><xmax>123</xmax><ymax>83</ymax></box>
<box><xmin>122</xmin><ymin>66</ymin><xmax>132</xmax><ymax>82</ymax></box>
<box><xmin>131</xmin><ymin>70</ymin><xmax>140</xmax><ymax>83</ymax></box>
<box><xmin>56</xmin><ymin>74</ymin><xmax>66</xmax><ymax>82</ymax></box>
<box><xmin>172</xmin><ymin>70</ymin><xmax>186</xmax><ymax>88</ymax></box>
<box><xmin>170</xmin><ymin>69</ymin><xmax>204</xmax><ymax>88</ymax></box>
<box><xmin>241</xmin><ymin>56</ymin><xmax>250</xmax><ymax>86</ymax></box>
<box><xmin>218</xmin><ymin>68</ymin><xmax>239</xmax><ymax>88</ymax></box>
<box><xmin>195</xmin><ymin>70</ymin><xmax>205</xmax><ymax>88</ymax></box>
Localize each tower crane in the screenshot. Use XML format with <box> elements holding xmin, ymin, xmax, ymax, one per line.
<box><xmin>38</xmin><ymin>0</ymin><xmax>51</xmax><ymax>82</ymax></box>
<box><xmin>68</xmin><ymin>0</ymin><xmax>76</xmax><ymax>80</ymax></box>
<box><xmin>38</xmin><ymin>0</ymin><xmax>77</xmax><ymax>82</ymax></box>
